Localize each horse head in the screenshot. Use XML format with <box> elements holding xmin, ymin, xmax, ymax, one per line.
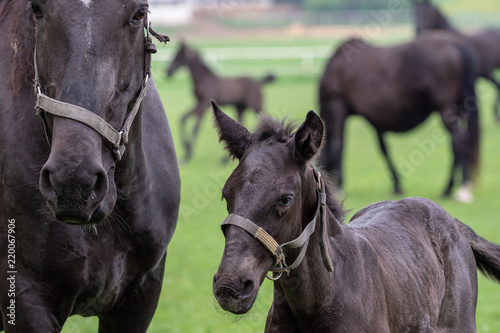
<box><xmin>32</xmin><ymin>0</ymin><xmax>154</xmax><ymax>224</ymax></box>
<box><xmin>166</xmin><ymin>41</ymin><xmax>196</xmax><ymax>77</ymax></box>
<box><xmin>211</xmin><ymin>100</ymin><xmax>328</xmax><ymax>314</ymax></box>
<box><xmin>413</xmin><ymin>0</ymin><xmax>455</xmax><ymax>35</ymax></box>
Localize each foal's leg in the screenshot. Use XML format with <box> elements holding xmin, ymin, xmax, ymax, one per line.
<box><xmin>376</xmin><ymin>131</ymin><xmax>402</xmax><ymax>194</ymax></box>
<box><xmin>179</xmin><ymin>101</ymin><xmax>207</xmax><ymax>163</ymax></box>
<box><xmin>98</xmin><ymin>257</ymin><xmax>166</xmax><ymax>333</ymax></box>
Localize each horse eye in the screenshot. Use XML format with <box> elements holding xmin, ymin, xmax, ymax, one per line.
<box><xmin>30</xmin><ymin>2</ymin><xmax>44</xmax><ymax>20</ymax></box>
<box><xmin>278</xmin><ymin>196</ymin><xmax>293</xmax><ymax>207</ymax></box>
<box><xmin>132</xmin><ymin>8</ymin><xmax>147</xmax><ymax>22</ymax></box>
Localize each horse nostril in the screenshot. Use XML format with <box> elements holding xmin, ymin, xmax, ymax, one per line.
<box><xmin>240</xmin><ymin>280</ymin><xmax>254</xmax><ymax>298</ymax></box>
<box><xmin>39</xmin><ymin>166</ymin><xmax>56</xmax><ymax>202</ymax></box>
<box><xmin>91</xmin><ymin>169</ymin><xmax>108</xmax><ymax>202</ymax></box>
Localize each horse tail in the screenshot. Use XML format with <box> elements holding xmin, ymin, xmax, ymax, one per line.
<box><xmin>261</xmin><ymin>73</ymin><xmax>276</xmax><ymax>84</ymax></box>
<box><xmin>456</xmin><ymin>219</ymin><xmax>500</xmax><ymax>283</ymax></box>
<box><xmin>456</xmin><ymin>42</ymin><xmax>480</xmax><ymax>182</ymax></box>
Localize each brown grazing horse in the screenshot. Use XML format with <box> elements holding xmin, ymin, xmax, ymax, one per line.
<box><xmin>414</xmin><ymin>0</ymin><xmax>500</xmax><ymax>121</ymax></box>
<box><xmin>167</xmin><ymin>42</ymin><xmax>275</xmax><ymax>162</ymax></box>
<box><xmin>318</xmin><ymin>34</ymin><xmax>479</xmax><ymax>200</ymax></box>
<box><xmin>211</xmin><ymin>102</ymin><xmax>500</xmax><ymax>332</ymax></box>
<box><xmin>0</xmin><ymin>1</ymin><xmax>179</xmax><ymax>331</ymax></box>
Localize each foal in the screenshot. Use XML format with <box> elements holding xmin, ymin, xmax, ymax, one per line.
<box><xmin>167</xmin><ymin>42</ymin><xmax>275</xmax><ymax>162</ymax></box>
<box><xmin>211</xmin><ymin>101</ymin><xmax>500</xmax><ymax>332</ymax></box>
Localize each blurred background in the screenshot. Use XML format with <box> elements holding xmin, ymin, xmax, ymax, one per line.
<box><xmin>63</xmin><ymin>1</ymin><xmax>500</xmax><ymax>332</ymax></box>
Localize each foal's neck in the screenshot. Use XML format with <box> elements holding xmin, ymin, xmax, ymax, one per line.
<box><xmin>276</xmin><ymin>170</ymin><xmax>343</xmax><ymax>322</ymax></box>
<box><xmin>186</xmin><ymin>55</ymin><xmax>215</xmax><ymax>84</ymax></box>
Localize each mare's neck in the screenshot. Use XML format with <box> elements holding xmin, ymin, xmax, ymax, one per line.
<box><xmin>114</xmin><ymin>108</ymin><xmax>148</xmax><ymax>197</ymax></box>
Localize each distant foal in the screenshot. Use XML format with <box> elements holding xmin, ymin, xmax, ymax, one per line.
<box><xmin>167</xmin><ymin>42</ymin><xmax>275</xmax><ymax>162</ymax></box>
<box><xmin>211</xmin><ymin>101</ymin><xmax>500</xmax><ymax>332</ymax></box>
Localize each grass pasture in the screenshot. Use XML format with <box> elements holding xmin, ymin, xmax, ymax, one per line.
<box><xmin>61</xmin><ymin>33</ymin><xmax>500</xmax><ymax>332</ymax></box>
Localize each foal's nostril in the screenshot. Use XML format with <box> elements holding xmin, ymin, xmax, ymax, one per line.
<box><xmin>241</xmin><ymin>280</ymin><xmax>254</xmax><ymax>298</ymax></box>
<box><xmin>215</xmin><ymin>285</ymin><xmax>237</xmax><ymax>299</ymax></box>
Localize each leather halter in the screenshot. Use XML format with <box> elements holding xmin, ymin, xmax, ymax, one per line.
<box><xmin>34</xmin><ymin>16</ymin><xmax>161</xmax><ymax>161</ymax></box>
<box><xmin>221</xmin><ymin>167</ymin><xmax>334</xmax><ymax>280</ymax></box>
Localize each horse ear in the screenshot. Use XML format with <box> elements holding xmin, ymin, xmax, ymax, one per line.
<box><xmin>212</xmin><ymin>100</ymin><xmax>251</xmax><ymax>160</ymax></box>
<box><xmin>293</xmin><ymin>111</ymin><xmax>324</xmax><ymax>164</ymax></box>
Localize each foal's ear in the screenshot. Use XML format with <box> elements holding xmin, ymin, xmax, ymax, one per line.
<box><xmin>293</xmin><ymin>111</ymin><xmax>324</xmax><ymax>164</ymax></box>
<box><xmin>212</xmin><ymin>100</ymin><xmax>251</xmax><ymax>160</ymax></box>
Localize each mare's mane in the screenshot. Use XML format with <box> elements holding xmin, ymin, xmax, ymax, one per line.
<box><xmin>2</xmin><ymin>1</ymin><xmax>35</xmax><ymax>93</ymax></box>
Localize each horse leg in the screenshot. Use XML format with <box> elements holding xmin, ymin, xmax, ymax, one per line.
<box><xmin>318</xmin><ymin>98</ymin><xmax>348</xmax><ymax>191</ymax></box>
<box><xmin>486</xmin><ymin>74</ymin><xmax>500</xmax><ymax>122</ymax></box>
<box><xmin>180</xmin><ymin>102</ymin><xmax>206</xmax><ymax>163</ymax></box>
<box><xmin>6</xmin><ymin>292</ymin><xmax>68</xmax><ymax>332</ymax></box>
<box><xmin>98</xmin><ymin>257</ymin><xmax>166</xmax><ymax>333</ymax></box>
<box><xmin>236</xmin><ymin>104</ymin><xmax>246</xmax><ymax>125</ymax></box>
<box><xmin>376</xmin><ymin>131</ymin><xmax>402</xmax><ymax>194</ymax></box>
<box><xmin>439</xmin><ymin>109</ymin><xmax>470</xmax><ymax>200</ymax></box>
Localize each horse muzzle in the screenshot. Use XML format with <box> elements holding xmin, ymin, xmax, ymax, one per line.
<box><xmin>39</xmin><ymin>149</ymin><xmax>116</xmax><ymax>224</ymax></box>
<box><xmin>213</xmin><ymin>273</ymin><xmax>258</xmax><ymax>314</ymax></box>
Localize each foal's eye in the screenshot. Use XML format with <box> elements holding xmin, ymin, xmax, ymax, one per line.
<box><xmin>30</xmin><ymin>2</ymin><xmax>44</xmax><ymax>20</ymax></box>
<box><xmin>278</xmin><ymin>195</ymin><xmax>293</xmax><ymax>207</ymax></box>
<box><xmin>132</xmin><ymin>8</ymin><xmax>147</xmax><ymax>23</ymax></box>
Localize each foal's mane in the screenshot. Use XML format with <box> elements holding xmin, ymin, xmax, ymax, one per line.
<box><xmin>182</xmin><ymin>43</ymin><xmax>216</xmax><ymax>75</ymax></box>
<box><xmin>252</xmin><ymin>115</ymin><xmax>345</xmax><ymax>222</ymax></box>
<box><xmin>2</xmin><ymin>1</ymin><xmax>35</xmax><ymax>93</ymax></box>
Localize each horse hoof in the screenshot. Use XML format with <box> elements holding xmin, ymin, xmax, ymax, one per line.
<box><xmin>455</xmin><ymin>184</ymin><xmax>474</xmax><ymax>203</ymax></box>
<box><xmin>393</xmin><ymin>188</ymin><xmax>403</xmax><ymax>196</ymax></box>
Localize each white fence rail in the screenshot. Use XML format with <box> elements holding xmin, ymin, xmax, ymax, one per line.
<box><xmin>153</xmin><ymin>45</ymin><xmax>335</xmax><ymax>76</ymax></box>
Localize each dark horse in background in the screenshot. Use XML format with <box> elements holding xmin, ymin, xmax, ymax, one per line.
<box><xmin>414</xmin><ymin>0</ymin><xmax>500</xmax><ymax>121</ymax></box>
<box><xmin>211</xmin><ymin>102</ymin><xmax>500</xmax><ymax>332</ymax></box>
<box><xmin>318</xmin><ymin>33</ymin><xmax>479</xmax><ymax>201</ymax></box>
<box><xmin>0</xmin><ymin>1</ymin><xmax>180</xmax><ymax>332</ymax></box>
<box><xmin>166</xmin><ymin>41</ymin><xmax>275</xmax><ymax>163</ymax></box>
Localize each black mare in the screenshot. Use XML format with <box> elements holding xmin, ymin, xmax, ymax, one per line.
<box><xmin>0</xmin><ymin>1</ymin><xmax>179</xmax><ymax>332</ymax></box>
<box><xmin>167</xmin><ymin>42</ymin><xmax>275</xmax><ymax>163</ymax></box>
<box><xmin>318</xmin><ymin>34</ymin><xmax>479</xmax><ymax>201</ymax></box>
<box><xmin>211</xmin><ymin>102</ymin><xmax>500</xmax><ymax>332</ymax></box>
<box><xmin>414</xmin><ymin>0</ymin><xmax>500</xmax><ymax>121</ymax></box>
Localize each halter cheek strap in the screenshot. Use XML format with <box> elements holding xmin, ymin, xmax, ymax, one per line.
<box><xmin>34</xmin><ymin>16</ymin><xmax>163</xmax><ymax>162</ymax></box>
<box><xmin>221</xmin><ymin>168</ymin><xmax>334</xmax><ymax>281</ymax></box>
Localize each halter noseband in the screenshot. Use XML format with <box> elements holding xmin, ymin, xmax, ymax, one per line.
<box><xmin>221</xmin><ymin>167</ymin><xmax>334</xmax><ymax>281</ymax></box>
<box><xmin>34</xmin><ymin>16</ymin><xmax>163</xmax><ymax>162</ymax></box>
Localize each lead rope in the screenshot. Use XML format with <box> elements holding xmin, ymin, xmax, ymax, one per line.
<box><xmin>317</xmin><ymin>171</ymin><xmax>334</xmax><ymax>272</ymax></box>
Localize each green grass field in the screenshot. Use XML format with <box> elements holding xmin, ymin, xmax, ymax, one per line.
<box><xmin>61</xmin><ymin>32</ymin><xmax>500</xmax><ymax>332</ymax></box>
